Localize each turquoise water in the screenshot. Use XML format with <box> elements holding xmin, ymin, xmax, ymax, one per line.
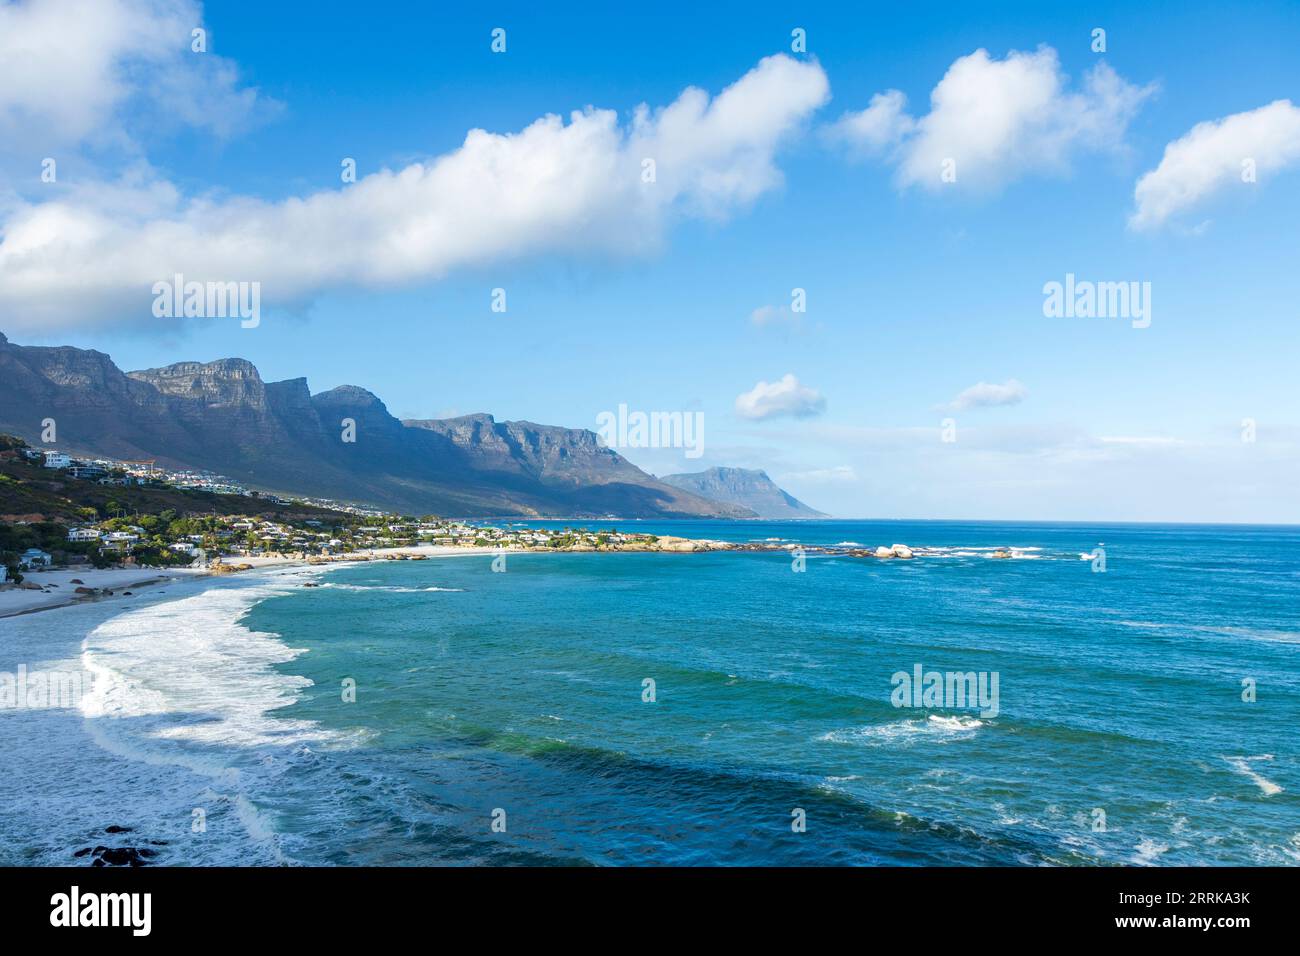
<box><xmin>232</xmin><ymin>520</ymin><xmax>1299</xmax><ymax>865</ymax></box>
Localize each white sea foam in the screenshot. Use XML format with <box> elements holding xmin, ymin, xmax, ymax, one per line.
<box><xmin>926</xmin><ymin>715</ymin><xmax>984</xmax><ymax>731</ymax></box>
<box><xmin>915</xmin><ymin>545</ymin><xmax>1045</xmax><ymax>559</ymax></box>
<box><xmin>0</xmin><ymin>572</ymin><xmax>330</xmax><ymax>865</ymax></box>
<box><xmin>320</xmin><ymin>582</ymin><xmax>464</xmax><ymax>593</ymax></box>
<box><xmin>81</xmin><ymin>576</ymin><xmax>334</xmax><ymax>748</ymax></box>
<box><xmin>1284</xmin><ymin>833</ymin><xmax>1300</xmax><ymax>863</ymax></box>
<box><xmin>1132</xmin><ymin>838</ymin><xmax>1170</xmax><ymax>865</ymax></box>
<box><xmin>72</xmin><ymin>568</ymin><xmax>363</xmax><ymax>864</ymax></box>
<box><xmin>818</xmin><ymin>714</ymin><xmax>984</xmax><ymax>747</ymax></box>
<box><xmin>1223</xmin><ymin>755</ymin><xmax>1283</xmax><ymax>796</ymax></box>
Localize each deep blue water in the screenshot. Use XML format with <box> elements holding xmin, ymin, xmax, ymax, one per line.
<box><xmin>225</xmin><ymin>520</ymin><xmax>1300</xmax><ymax>865</ymax></box>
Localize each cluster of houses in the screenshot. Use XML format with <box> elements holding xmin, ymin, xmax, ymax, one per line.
<box><xmin>12</xmin><ymin>447</ymin><xmax>142</xmax><ymax>485</ymax></box>
<box><xmin>14</xmin><ymin>445</ymin><xmax>386</xmax><ymax>516</ymax></box>
<box><xmin>6</xmin><ymin>442</ymin><xmax>652</xmax><ymax>572</ymax></box>
<box><xmin>39</xmin><ymin>515</ymin><xmax>641</xmax><ymax>568</ymax></box>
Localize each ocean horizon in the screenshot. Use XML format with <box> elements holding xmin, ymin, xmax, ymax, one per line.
<box><xmin>3</xmin><ymin>518</ymin><xmax>1295</xmax><ymax>867</ymax></box>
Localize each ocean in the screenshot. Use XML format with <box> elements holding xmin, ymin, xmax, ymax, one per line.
<box><xmin>2</xmin><ymin>520</ymin><xmax>1297</xmax><ymax>866</ymax></box>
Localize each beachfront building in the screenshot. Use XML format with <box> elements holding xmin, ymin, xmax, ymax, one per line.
<box><xmin>19</xmin><ymin>548</ymin><xmax>51</xmax><ymax>569</ymax></box>
<box><xmin>101</xmin><ymin>532</ymin><xmax>139</xmax><ymax>553</ymax></box>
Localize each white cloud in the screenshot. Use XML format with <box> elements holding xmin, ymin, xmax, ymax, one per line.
<box><xmin>0</xmin><ymin>54</ymin><xmax>829</xmax><ymax>330</ymax></box>
<box><xmin>943</xmin><ymin>379</ymin><xmax>1027</xmax><ymax>411</ymax></box>
<box><xmin>1130</xmin><ymin>100</ymin><xmax>1300</xmax><ymax>230</ymax></box>
<box><xmin>825</xmin><ymin>90</ymin><xmax>914</xmax><ymax>154</ymax></box>
<box><xmin>0</xmin><ymin>0</ymin><xmax>269</xmax><ymax>147</ymax></box>
<box><xmin>830</xmin><ymin>46</ymin><xmax>1153</xmax><ymax>191</ymax></box>
<box><xmin>734</xmin><ymin>374</ymin><xmax>826</xmax><ymax>421</ymax></box>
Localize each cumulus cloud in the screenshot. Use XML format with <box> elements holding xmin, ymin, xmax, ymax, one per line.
<box><xmin>0</xmin><ymin>53</ymin><xmax>829</xmax><ymax>331</ymax></box>
<box><xmin>943</xmin><ymin>379</ymin><xmax>1027</xmax><ymax>411</ymax></box>
<box><xmin>0</xmin><ymin>0</ymin><xmax>270</xmax><ymax>147</ymax></box>
<box><xmin>1130</xmin><ymin>100</ymin><xmax>1300</xmax><ymax>230</ymax></box>
<box><xmin>826</xmin><ymin>89</ymin><xmax>914</xmax><ymax>154</ymax></box>
<box><xmin>829</xmin><ymin>46</ymin><xmax>1153</xmax><ymax>191</ymax></box>
<box><xmin>734</xmin><ymin>374</ymin><xmax>826</xmax><ymax>421</ymax></box>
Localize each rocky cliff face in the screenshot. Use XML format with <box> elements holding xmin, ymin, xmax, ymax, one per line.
<box><xmin>660</xmin><ymin>467</ymin><xmax>826</xmax><ymax>519</ymax></box>
<box><xmin>406</xmin><ymin>414</ymin><xmax>653</xmax><ymax>486</ymax></box>
<box><xmin>0</xmin><ymin>332</ymin><xmax>750</xmax><ymax>518</ymax></box>
<box><xmin>129</xmin><ymin>359</ymin><xmax>268</xmax><ymax>407</ymax></box>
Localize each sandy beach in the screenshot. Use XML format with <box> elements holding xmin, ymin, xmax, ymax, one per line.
<box><xmin>0</xmin><ymin>544</ymin><xmax>483</xmax><ymax>619</ymax></box>
<box><xmin>0</xmin><ymin>567</ymin><xmax>212</xmax><ymax>619</ymax></box>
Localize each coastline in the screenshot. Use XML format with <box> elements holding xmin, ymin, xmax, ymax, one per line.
<box><xmin>0</xmin><ymin>534</ymin><xmax>1046</xmax><ymax>621</ymax></box>
<box><xmin>0</xmin><ymin>568</ymin><xmax>210</xmax><ymax>619</ymax></box>
<box><xmin>1</xmin><ymin>544</ymin><xmax>518</xmax><ymax>619</ymax></box>
<box><xmin>1</xmin><ymin>521</ymin><xmax>1295</xmax><ymax>866</ymax></box>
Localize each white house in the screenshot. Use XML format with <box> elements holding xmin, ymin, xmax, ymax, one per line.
<box><xmin>101</xmin><ymin>532</ymin><xmax>139</xmax><ymax>552</ymax></box>
<box><xmin>43</xmin><ymin>452</ymin><xmax>71</xmax><ymax>469</ymax></box>
<box><xmin>19</xmin><ymin>548</ymin><xmax>51</xmax><ymax>569</ymax></box>
<box><xmin>66</xmin><ymin>527</ymin><xmax>102</xmax><ymax>542</ymax></box>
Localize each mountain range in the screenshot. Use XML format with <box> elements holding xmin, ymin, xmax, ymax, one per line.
<box><xmin>660</xmin><ymin>467</ymin><xmax>827</xmax><ymax>519</ymax></box>
<box><xmin>0</xmin><ymin>333</ymin><xmax>824</xmax><ymax>519</ymax></box>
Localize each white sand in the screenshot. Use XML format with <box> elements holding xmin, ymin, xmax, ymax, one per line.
<box><xmin>0</xmin><ymin>567</ymin><xmax>212</xmax><ymax>618</ymax></box>
<box><xmin>0</xmin><ymin>545</ymin><xmax>496</xmax><ymax>618</ymax></box>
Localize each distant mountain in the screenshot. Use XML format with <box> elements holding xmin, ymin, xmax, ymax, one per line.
<box><xmin>660</xmin><ymin>467</ymin><xmax>826</xmax><ymax>519</ymax></box>
<box><xmin>0</xmin><ymin>332</ymin><xmax>753</xmax><ymax>519</ymax></box>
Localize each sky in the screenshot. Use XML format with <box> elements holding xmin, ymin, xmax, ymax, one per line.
<box><xmin>1</xmin><ymin>0</ymin><xmax>1298</xmax><ymax>521</ymax></box>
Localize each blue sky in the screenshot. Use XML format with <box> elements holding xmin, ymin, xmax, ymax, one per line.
<box><xmin>2</xmin><ymin>0</ymin><xmax>1298</xmax><ymax>520</ymax></box>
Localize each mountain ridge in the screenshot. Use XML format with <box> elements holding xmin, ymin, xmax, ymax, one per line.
<box><xmin>0</xmin><ymin>332</ymin><xmax>754</xmax><ymax>519</ymax></box>
<box><xmin>660</xmin><ymin>466</ymin><xmax>827</xmax><ymax>519</ymax></box>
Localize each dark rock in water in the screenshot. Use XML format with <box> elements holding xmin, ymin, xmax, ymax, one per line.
<box><xmin>76</xmin><ymin>830</ymin><xmax>156</xmax><ymax>866</ymax></box>
<box><xmin>123</xmin><ymin>591</ymin><xmax>133</xmax><ymax>596</ymax></box>
<box><xmin>92</xmin><ymin>847</ymin><xmax>152</xmax><ymax>867</ymax></box>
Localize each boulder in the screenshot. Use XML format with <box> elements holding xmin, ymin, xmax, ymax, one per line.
<box><xmin>890</xmin><ymin>544</ymin><xmax>914</xmax><ymax>558</ymax></box>
<box><xmin>874</xmin><ymin>546</ymin><xmax>894</xmax><ymax>558</ymax></box>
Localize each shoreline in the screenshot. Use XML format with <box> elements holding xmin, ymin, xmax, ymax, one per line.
<box><xmin>0</xmin><ymin>568</ymin><xmax>211</xmax><ymax>620</ymax></box>
<box><xmin>0</xmin><ymin>536</ymin><xmax>1048</xmax><ymax>620</ymax></box>
<box><xmin>0</xmin><ymin>544</ymin><xmax>528</xmax><ymax>620</ymax></box>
